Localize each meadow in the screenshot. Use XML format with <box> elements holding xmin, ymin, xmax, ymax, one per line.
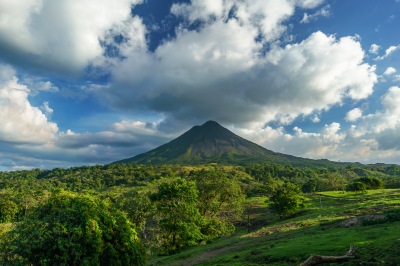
<box><xmin>149</xmin><ymin>189</ymin><xmax>400</xmax><ymax>266</ymax></box>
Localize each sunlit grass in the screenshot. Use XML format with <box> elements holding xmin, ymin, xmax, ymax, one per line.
<box><xmin>149</xmin><ymin>188</ymin><xmax>400</xmax><ymax>266</ymax></box>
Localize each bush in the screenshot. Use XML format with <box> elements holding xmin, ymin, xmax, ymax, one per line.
<box><xmin>354</xmin><ymin>177</ymin><xmax>383</xmax><ymax>190</ymax></box>
<box><xmin>346</xmin><ymin>182</ymin><xmax>367</xmax><ymax>194</ymax></box>
<box><xmin>268</xmin><ymin>182</ymin><xmax>304</xmax><ymax>218</ymax></box>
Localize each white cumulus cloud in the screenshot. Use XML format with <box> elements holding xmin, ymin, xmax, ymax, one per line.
<box><xmin>0</xmin><ymin>65</ymin><xmax>58</xmax><ymax>144</ymax></box>
<box><xmin>100</xmin><ymin>15</ymin><xmax>377</xmax><ymax>127</ymax></box>
<box><xmin>375</xmin><ymin>45</ymin><xmax>400</xmax><ymax>60</ymax></box>
<box><xmin>383</xmin><ymin>67</ymin><xmax>396</xmax><ymax>76</ymax></box>
<box><xmin>369</xmin><ymin>44</ymin><xmax>380</xmax><ymax>54</ymax></box>
<box><xmin>0</xmin><ymin>0</ymin><xmax>142</xmax><ymax>74</ymax></box>
<box><xmin>300</xmin><ymin>5</ymin><xmax>330</xmax><ymax>24</ymax></box>
<box><xmin>345</xmin><ymin>108</ymin><xmax>363</xmax><ymax>122</ymax></box>
<box><xmin>171</xmin><ymin>0</ymin><xmax>323</xmax><ymax>43</ymax></box>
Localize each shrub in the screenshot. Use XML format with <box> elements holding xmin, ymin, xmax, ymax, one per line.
<box><xmin>346</xmin><ymin>182</ymin><xmax>367</xmax><ymax>194</ymax></box>
<box><xmin>268</xmin><ymin>182</ymin><xmax>304</xmax><ymax>218</ymax></box>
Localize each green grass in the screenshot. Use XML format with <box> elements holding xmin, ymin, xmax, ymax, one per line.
<box><xmin>149</xmin><ymin>189</ymin><xmax>400</xmax><ymax>265</ymax></box>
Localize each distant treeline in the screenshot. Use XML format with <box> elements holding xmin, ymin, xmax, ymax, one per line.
<box><xmin>1</xmin><ymin>163</ymin><xmax>400</xmax><ymax>195</ymax></box>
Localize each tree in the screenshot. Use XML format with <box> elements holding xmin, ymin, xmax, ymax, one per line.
<box><xmin>302</xmin><ymin>178</ymin><xmax>318</xmax><ymax>193</ymax></box>
<box><xmin>355</xmin><ymin>177</ymin><xmax>383</xmax><ymax>190</ymax></box>
<box><xmin>151</xmin><ymin>178</ymin><xmax>204</xmax><ymax>254</ymax></box>
<box><xmin>325</xmin><ymin>172</ymin><xmax>346</xmax><ymax>191</ymax></box>
<box><xmin>114</xmin><ymin>190</ymin><xmax>153</xmax><ymax>239</ymax></box>
<box><xmin>8</xmin><ymin>190</ymin><xmax>146</xmax><ymax>266</ymax></box>
<box><xmin>268</xmin><ymin>182</ymin><xmax>304</xmax><ymax>218</ymax></box>
<box><xmin>346</xmin><ymin>182</ymin><xmax>367</xmax><ymax>194</ymax></box>
<box><xmin>190</xmin><ymin>169</ymin><xmax>245</xmax><ymax>240</ymax></box>
<box><xmin>0</xmin><ymin>196</ymin><xmax>18</xmax><ymax>223</ymax></box>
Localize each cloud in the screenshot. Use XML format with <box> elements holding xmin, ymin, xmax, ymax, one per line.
<box><xmin>171</xmin><ymin>0</ymin><xmax>323</xmax><ymax>43</ymax></box>
<box><xmin>377</xmin><ymin>86</ymin><xmax>400</xmax><ymax>130</ymax></box>
<box><xmin>345</xmin><ymin>108</ymin><xmax>363</xmax><ymax>122</ymax></box>
<box><xmin>384</xmin><ymin>45</ymin><xmax>400</xmax><ymax>56</ymax></box>
<box><xmin>296</xmin><ymin>0</ymin><xmax>325</xmax><ymax>9</ymax></box>
<box><xmin>0</xmin><ymin>64</ymin><xmax>58</xmax><ymax>144</ymax></box>
<box><xmin>349</xmin><ymin>87</ymin><xmax>400</xmax><ymax>153</ymax></box>
<box><xmin>300</xmin><ymin>5</ymin><xmax>330</xmax><ymax>24</ymax></box>
<box><xmin>100</xmin><ymin>14</ymin><xmax>377</xmax><ymax>127</ymax></box>
<box><xmin>56</xmin><ymin>120</ymin><xmax>169</xmax><ymax>150</ymax></box>
<box><xmin>369</xmin><ymin>44</ymin><xmax>380</xmax><ymax>54</ymax></box>
<box><xmin>0</xmin><ymin>63</ymin><xmax>173</xmax><ymax>168</ymax></box>
<box><xmin>0</xmin><ymin>0</ymin><xmax>142</xmax><ymax>74</ymax></box>
<box><xmin>0</xmin><ymin>118</ymin><xmax>173</xmax><ymax>169</ymax></box>
<box><xmin>383</xmin><ymin>67</ymin><xmax>397</xmax><ymax>76</ymax></box>
<box><xmin>227</xmin><ymin>85</ymin><xmax>400</xmax><ymax>164</ymax></box>
<box><xmin>41</xmin><ymin>101</ymin><xmax>53</xmax><ymax>116</ymax></box>
<box><xmin>0</xmin><ymin>64</ymin><xmax>16</xmax><ymax>83</ymax></box>
<box><xmin>311</xmin><ymin>115</ymin><xmax>320</xmax><ymax>123</ymax></box>
<box><xmin>21</xmin><ymin>78</ymin><xmax>59</xmax><ymax>94</ymax></box>
<box><xmin>235</xmin><ymin>122</ymin><xmax>348</xmax><ymax>161</ymax></box>
<box><xmin>171</xmin><ymin>0</ymin><xmax>225</xmax><ymax>22</ymax></box>
<box><xmin>3</xmin><ymin>0</ymin><xmax>396</xmax><ymax>169</ymax></box>
<box><xmin>375</xmin><ymin>45</ymin><xmax>400</xmax><ymax>60</ymax></box>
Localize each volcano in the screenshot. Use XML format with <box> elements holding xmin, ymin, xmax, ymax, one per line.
<box><xmin>115</xmin><ymin>121</ymin><xmax>346</xmax><ymax>167</ymax></box>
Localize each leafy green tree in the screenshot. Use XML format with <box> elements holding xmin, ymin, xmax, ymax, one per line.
<box><xmin>8</xmin><ymin>190</ymin><xmax>146</xmax><ymax>266</ymax></box>
<box><xmin>190</xmin><ymin>169</ymin><xmax>245</xmax><ymax>240</ymax></box>
<box><xmin>0</xmin><ymin>196</ymin><xmax>18</xmax><ymax>223</ymax></box>
<box><xmin>151</xmin><ymin>178</ymin><xmax>204</xmax><ymax>254</ymax></box>
<box><xmin>268</xmin><ymin>182</ymin><xmax>304</xmax><ymax>218</ymax></box>
<box><xmin>346</xmin><ymin>182</ymin><xmax>367</xmax><ymax>194</ymax></box>
<box><xmin>302</xmin><ymin>178</ymin><xmax>318</xmax><ymax>193</ymax></box>
<box><xmin>325</xmin><ymin>171</ymin><xmax>346</xmax><ymax>191</ymax></box>
<box><xmin>355</xmin><ymin>177</ymin><xmax>383</xmax><ymax>190</ymax></box>
<box><xmin>114</xmin><ymin>190</ymin><xmax>153</xmax><ymax>239</ymax></box>
<box><xmin>0</xmin><ymin>223</ymin><xmax>17</xmax><ymax>264</ymax></box>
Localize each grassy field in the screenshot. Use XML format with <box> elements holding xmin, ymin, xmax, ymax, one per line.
<box><xmin>149</xmin><ymin>189</ymin><xmax>400</xmax><ymax>266</ymax></box>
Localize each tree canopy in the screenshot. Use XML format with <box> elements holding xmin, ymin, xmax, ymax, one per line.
<box><xmin>8</xmin><ymin>190</ymin><xmax>146</xmax><ymax>266</ymax></box>
<box><xmin>268</xmin><ymin>182</ymin><xmax>305</xmax><ymax>218</ymax></box>
<box><xmin>151</xmin><ymin>178</ymin><xmax>204</xmax><ymax>254</ymax></box>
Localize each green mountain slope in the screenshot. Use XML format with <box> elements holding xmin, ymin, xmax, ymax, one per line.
<box><xmin>115</xmin><ymin>121</ymin><xmax>353</xmax><ymax>167</ymax></box>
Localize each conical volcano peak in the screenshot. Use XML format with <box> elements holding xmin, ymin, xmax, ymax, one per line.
<box><xmin>191</xmin><ymin>120</ymin><xmax>226</xmax><ymax>133</ymax></box>
<box><xmin>114</xmin><ymin>121</ymin><xmax>343</xmax><ymax>167</ymax></box>
<box><xmin>201</xmin><ymin>120</ymin><xmax>222</xmax><ymax>127</ymax></box>
<box><xmin>187</xmin><ymin>121</ymin><xmax>234</xmax><ymax>140</ymax></box>
<box><xmin>115</xmin><ymin>120</ymin><xmax>278</xmax><ymax>164</ymax></box>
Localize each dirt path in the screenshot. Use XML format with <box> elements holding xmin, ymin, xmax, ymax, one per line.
<box><xmin>179</xmin><ymin>244</ymin><xmax>244</xmax><ymax>266</ymax></box>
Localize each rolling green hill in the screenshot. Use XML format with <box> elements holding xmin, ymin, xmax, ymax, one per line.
<box><xmin>149</xmin><ymin>189</ymin><xmax>400</xmax><ymax>266</ymax></box>
<box><xmin>115</xmin><ymin>121</ymin><xmax>355</xmax><ymax>167</ymax></box>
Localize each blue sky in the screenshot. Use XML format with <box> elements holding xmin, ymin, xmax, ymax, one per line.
<box><xmin>0</xmin><ymin>0</ymin><xmax>400</xmax><ymax>170</ymax></box>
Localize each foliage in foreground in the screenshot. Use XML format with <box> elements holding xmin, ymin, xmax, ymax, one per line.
<box><xmin>151</xmin><ymin>171</ymin><xmax>245</xmax><ymax>254</ymax></box>
<box><xmin>1</xmin><ymin>163</ymin><xmax>400</xmax><ymax>264</ymax></box>
<box><xmin>3</xmin><ymin>190</ymin><xmax>146</xmax><ymax>266</ymax></box>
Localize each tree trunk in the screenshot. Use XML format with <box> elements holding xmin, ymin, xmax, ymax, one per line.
<box><xmin>299</xmin><ymin>245</ymin><xmax>356</xmax><ymax>266</ymax></box>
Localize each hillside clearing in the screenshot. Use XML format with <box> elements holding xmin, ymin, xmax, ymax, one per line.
<box><xmin>149</xmin><ymin>189</ymin><xmax>400</xmax><ymax>266</ymax></box>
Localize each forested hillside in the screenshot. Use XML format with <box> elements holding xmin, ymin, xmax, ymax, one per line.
<box><xmin>1</xmin><ymin>163</ymin><xmax>400</xmax><ymax>264</ymax></box>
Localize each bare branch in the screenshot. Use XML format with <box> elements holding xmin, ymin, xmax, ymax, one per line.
<box><xmin>299</xmin><ymin>245</ymin><xmax>356</xmax><ymax>266</ymax></box>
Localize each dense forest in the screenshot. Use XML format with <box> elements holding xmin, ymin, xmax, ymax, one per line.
<box><xmin>1</xmin><ymin>163</ymin><xmax>400</xmax><ymax>265</ymax></box>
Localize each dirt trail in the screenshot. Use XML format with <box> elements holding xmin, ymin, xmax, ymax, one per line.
<box><xmin>182</xmin><ymin>244</ymin><xmax>245</xmax><ymax>266</ymax></box>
